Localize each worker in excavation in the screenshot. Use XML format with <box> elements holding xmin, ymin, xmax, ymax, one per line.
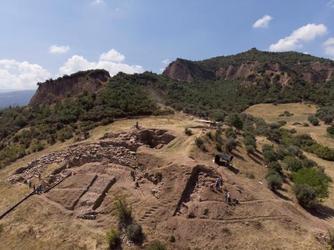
<box><xmin>215</xmin><ymin>177</ymin><xmax>223</xmax><ymax>191</ymax></box>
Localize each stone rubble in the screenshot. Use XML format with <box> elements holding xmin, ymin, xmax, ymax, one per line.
<box><xmin>8</xmin><ymin>129</ymin><xmax>175</xmax><ymax>189</ymax></box>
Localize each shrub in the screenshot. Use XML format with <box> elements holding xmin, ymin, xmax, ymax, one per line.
<box><xmin>227</xmin><ymin>113</ymin><xmax>243</xmax><ymax>130</ymax></box>
<box><xmin>216</xmin><ymin>142</ymin><xmax>223</xmax><ymax>152</ymax></box>
<box><xmin>195</xmin><ymin>137</ymin><xmax>207</xmax><ymax>152</ymax></box>
<box><xmin>308</xmin><ymin>143</ymin><xmax>334</xmax><ymax>161</ymax></box>
<box><xmin>244</xmin><ymin>132</ymin><xmax>256</xmax><ymax>154</ymax></box>
<box><xmin>184</xmin><ymin>128</ymin><xmax>193</xmax><ymax>136</ymax></box>
<box><xmin>322</xmin><ymin>115</ymin><xmax>333</xmax><ymax>125</ymax></box>
<box><xmin>290</xmin><ymin>128</ymin><xmax>297</xmax><ymax>134</ymax></box>
<box><xmin>327</xmin><ymin>126</ymin><xmax>334</xmax><ymax>137</ymax></box>
<box><xmin>293</xmin><ymin>168</ymin><xmax>331</xmax><ymax>202</ymax></box>
<box><xmin>279</xmin><ymin>111</ymin><xmax>294</xmax><ymax>117</ymax></box>
<box><xmin>308</xmin><ymin>115</ymin><xmax>319</xmax><ymax>126</ymax></box>
<box><xmin>245</xmin><ymin>144</ymin><xmax>256</xmax><ymax>154</ymax></box>
<box><xmin>286</xmin><ymin>145</ymin><xmax>302</xmax><ymax>157</ymax></box>
<box><xmin>243</xmin><ymin>132</ymin><xmax>256</xmax><ymax>149</ymax></box>
<box><xmin>269</xmin><ymin>122</ymin><xmax>281</xmax><ymax>130</ymax></box>
<box><xmin>268</xmin><ymin>161</ymin><xmax>283</xmax><ymax>175</ymax></box>
<box><xmin>294</xmin><ymin>184</ymin><xmax>317</xmax><ymax>208</ymax></box>
<box><xmin>277</xmin><ymin>120</ymin><xmax>287</xmax><ymax>127</ymax></box>
<box><xmin>328</xmin><ymin>229</ymin><xmax>334</xmax><ymax>249</ymax></box>
<box><xmin>106</xmin><ymin>228</ymin><xmax>120</xmax><ymax>250</ymax></box>
<box><xmin>215</xmin><ymin>130</ymin><xmax>223</xmax><ymax>144</ymax></box>
<box><xmin>225</xmin><ymin>127</ymin><xmax>237</xmax><ymax>139</ymax></box>
<box><xmin>195</xmin><ymin>137</ymin><xmax>204</xmax><ymax>147</ymax></box>
<box><xmin>210</xmin><ymin>110</ymin><xmax>225</xmax><ymax>122</ymax></box>
<box><xmin>126</xmin><ymin>223</ymin><xmax>144</xmax><ymax>244</ymax></box>
<box><xmin>301</xmin><ymin>158</ymin><xmax>317</xmax><ymax>168</ymax></box>
<box><xmin>145</xmin><ymin>240</ymin><xmax>167</xmax><ymax>250</ymax></box>
<box><xmin>283</xmin><ymin>156</ymin><xmax>303</xmax><ymax>172</ymax></box>
<box><xmin>245</xmin><ymin>172</ymin><xmax>255</xmax><ymax>179</ymax></box>
<box><xmin>262</xmin><ymin>145</ymin><xmax>278</xmax><ymax>163</ymax></box>
<box><xmin>29</xmin><ymin>139</ymin><xmax>45</xmax><ymax>153</ymax></box>
<box><xmin>114</xmin><ymin>197</ymin><xmax>132</xmax><ymax>226</ymax></box>
<box><xmin>266</xmin><ymin>129</ymin><xmax>282</xmax><ymax>143</ymax></box>
<box><xmin>266</xmin><ymin>172</ymin><xmax>283</xmax><ymax>191</ymax></box>
<box><xmin>225</xmin><ymin>137</ymin><xmax>237</xmax><ymax>153</ymax></box>
<box><xmin>206</xmin><ymin>131</ymin><xmax>214</xmax><ymax>140</ymax></box>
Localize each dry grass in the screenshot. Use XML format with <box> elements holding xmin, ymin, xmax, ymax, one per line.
<box><xmin>0</xmin><ymin>111</ymin><xmax>331</xmax><ymax>249</ymax></box>
<box><xmin>245</xmin><ymin>103</ymin><xmax>334</xmax><ymax>148</ymax></box>
<box><xmin>245</xmin><ymin>103</ymin><xmax>317</xmax><ymax>124</ymax></box>
<box><xmin>246</xmin><ymin>103</ymin><xmax>334</xmax><ymax>226</ymax></box>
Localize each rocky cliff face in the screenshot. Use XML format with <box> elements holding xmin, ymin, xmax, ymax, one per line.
<box><xmin>163</xmin><ymin>49</ymin><xmax>334</xmax><ymax>85</ymax></box>
<box><xmin>29</xmin><ymin>69</ymin><xmax>111</xmax><ymax>106</ymax></box>
<box><xmin>163</xmin><ymin>58</ymin><xmax>215</xmax><ymax>82</ymax></box>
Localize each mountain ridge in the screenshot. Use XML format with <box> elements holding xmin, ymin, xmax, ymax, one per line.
<box><xmin>163</xmin><ymin>48</ymin><xmax>334</xmax><ymax>85</ymax></box>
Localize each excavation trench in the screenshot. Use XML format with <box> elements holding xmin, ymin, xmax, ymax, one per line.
<box><xmin>173</xmin><ymin>165</ymin><xmax>217</xmax><ymax>216</ymax></box>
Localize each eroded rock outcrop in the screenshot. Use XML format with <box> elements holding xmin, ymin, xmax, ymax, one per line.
<box><xmin>163</xmin><ymin>49</ymin><xmax>334</xmax><ymax>85</ymax></box>
<box><xmin>29</xmin><ymin>69</ymin><xmax>111</xmax><ymax>106</ymax></box>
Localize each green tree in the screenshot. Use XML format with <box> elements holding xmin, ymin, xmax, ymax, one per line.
<box><xmin>266</xmin><ymin>172</ymin><xmax>283</xmax><ymax>191</ymax></box>
<box><xmin>308</xmin><ymin>115</ymin><xmax>319</xmax><ymax>126</ymax></box>
<box><xmin>227</xmin><ymin>113</ymin><xmax>243</xmax><ymax>130</ymax></box>
<box><xmin>293</xmin><ymin>168</ymin><xmax>331</xmax><ymax>205</ymax></box>
<box><xmin>283</xmin><ymin>156</ymin><xmax>303</xmax><ymax>172</ymax></box>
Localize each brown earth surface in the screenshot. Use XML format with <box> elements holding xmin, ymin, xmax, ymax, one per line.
<box><xmin>0</xmin><ymin>112</ymin><xmax>333</xmax><ymax>249</ymax></box>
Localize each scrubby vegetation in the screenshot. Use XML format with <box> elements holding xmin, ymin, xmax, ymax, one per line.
<box><xmin>126</xmin><ymin>223</ymin><xmax>144</xmax><ymax>244</ymax></box>
<box><xmin>113</xmin><ymin>196</ymin><xmax>145</xmax><ymax>246</ymax></box>
<box><xmin>145</xmin><ymin>240</ymin><xmax>167</xmax><ymax>250</ymax></box>
<box><xmin>293</xmin><ymin>168</ymin><xmax>331</xmax><ymax>207</ymax></box>
<box><xmin>106</xmin><ymin>228</ymin><xmax>121</xmax><ymax>250</ymax></box>
<box><xmin>308</xmin><ymin>115</ymin><xmax>319</xmax><ymax>126</ymax></box>
<box><xmin>0</xmin><ymin>79</ymin><xmax>158</xmax><ymax>169</ymax></box>
<box><xmin>184</xmin><ymin>128</ymin><xmax>193</xmax><ymax>136</ymax></box>
<box><xmin>243</xmin><ymin>132</ymin><xmax>257</xmax><ymax>154</ymax></box>
<box><xmin>316</xmin><ymin>106</ymin><xmax>334</xmax><ymax>124</ymax></box>
<box><xmin>327</xmin><ymin>126</ymin><xmax>334</xmax><ymax>137</ymax></box>
<box><xmin>266</xmin><ymin>171</ymin><xmax>283</xmax><ymax>191</ymax></box>
<box><xmin>260</xmin><ymin>127</ymin><xmax>332</xmax><ymax>208</ymax></box>
<box><xmin>114</xmin><ymin>196</ymin><xmax>133</xmax><ymax>226</ymax></box>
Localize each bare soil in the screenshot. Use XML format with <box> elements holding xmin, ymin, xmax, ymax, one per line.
<box><xmin>0</xmin><ymin>112</ymin><xmax>332</xmax><ymax>249</ymax></box>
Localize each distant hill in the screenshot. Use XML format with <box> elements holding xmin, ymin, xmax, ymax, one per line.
<box><xmin>163</xmin><ymin>48</ymin><xmax>334</xmax><ymax>85</ymax></box>
<box><xmin>1</xmin><ymin>49</ymin><xmax>334</xmax><ymax>170</ymax></box>
<box><xmin>0</xmin><ymin>90</ymin><xmax>35</xmax><ymax>108</ymax></box>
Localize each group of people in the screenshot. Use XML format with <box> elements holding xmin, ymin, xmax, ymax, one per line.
<box><xmin>26</xmin><ymin>174</ymin><xmax>44</xmax><ymax>195</ymax></box>
<box><xmin>210</xmin><ymin>176</ymin><xmax>237</xmax><ymax>205</ymax></box>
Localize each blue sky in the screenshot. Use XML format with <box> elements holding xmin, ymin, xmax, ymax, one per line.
<box><xmin>0</xmin><ymin>0</ymin><xmax>334</xmax><ymax>90</ymax></box>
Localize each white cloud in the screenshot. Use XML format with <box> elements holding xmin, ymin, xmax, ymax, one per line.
<box><xmin>49</xmin><ymin>45</ymin><xmax>70</xmax><ymax>54</ymax></box>
<box><xmin>162</xmin><ymin>59</ymin><xmax>171</xmax><ymax>65</ymax></box>
<box><xmin>324</xmin><ymin>37</ymin><xmax>334</xmax><ymax>57</ymax></box>
<box><xmin>253</xmin><ymin>15</ymin><xmax>272</xmax><ymax>29</ymax></box>
<box><xmin>59</xmin><ymin>49</ymin><xmax>144</xmax><ymax>76</ymax></box>
<box><xmin>0</xmin><ymin>49</ymin><xmax>142</xmax><ymax>90</ymax></box>
<box><xmin>92</xmin><ymin>0</ymin><xmax>104</xmax><ymax>5</ymax></box>
<box><xmin>100</xmin><ymin>49</ymin><xmax>125</xmax><ymax>62</ymax></box>
<box><xmin>0</xmin><ymin>60</ymin><xmax>51</xmax><ymax>90</ymax></box>
<box><xmin>328</xmin><ymin>0</ymin><xmax>334</xmax><ymax>8</ymax></box>
<box><xmin>269</xmin><ymin>24</ymin><xmax>327</xmax><ymax>52</ymax></box>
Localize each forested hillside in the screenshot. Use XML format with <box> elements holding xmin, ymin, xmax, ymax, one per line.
<box><xmin>1</xmin><ymin>49</ymin><xmax>334</xmax><ymax>170</ymax></box>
